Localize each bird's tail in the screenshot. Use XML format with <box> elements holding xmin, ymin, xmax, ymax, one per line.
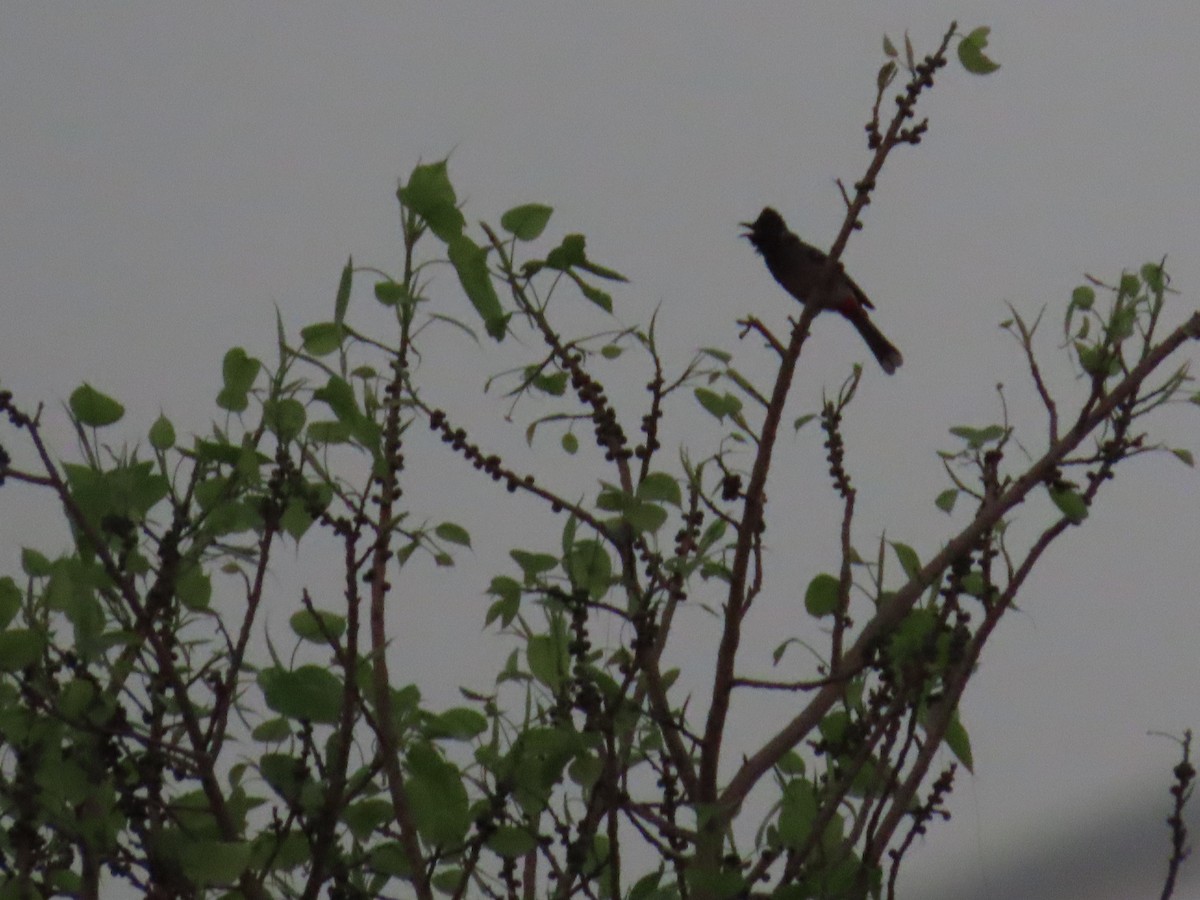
<box><xmin>844</xmin><ymin>308</ymin><xmax>903</xmax><ymax>375</ymax></box>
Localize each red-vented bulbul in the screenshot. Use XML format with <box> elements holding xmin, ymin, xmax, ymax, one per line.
<box><xmin>741</xmin><ymin>207</ymin><xmax>903</xmax><ymax>374</ymax></box>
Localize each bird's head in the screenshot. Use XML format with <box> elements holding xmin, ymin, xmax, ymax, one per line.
<box><xmin>740</xmin><ymin>207</ymin><xmax>787</xmax><ymax>247</ymax></box>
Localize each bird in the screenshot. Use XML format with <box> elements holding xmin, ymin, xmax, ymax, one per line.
<box><xmin>741</xmin><ymin>207</ymin><xmax>903</xmax><ymax>375</ymax></box>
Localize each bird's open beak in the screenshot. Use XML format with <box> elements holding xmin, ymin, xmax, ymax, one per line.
<box><xmin>739</xmin><ymin>221</ymin><xmax>755</xmax><ymax>238</ymax></box>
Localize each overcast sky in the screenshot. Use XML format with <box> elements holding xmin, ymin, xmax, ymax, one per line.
<box><xmin>2</xmin><ymin>4</ymin><xmax>1199</xmax><ymax>898</ymax></box>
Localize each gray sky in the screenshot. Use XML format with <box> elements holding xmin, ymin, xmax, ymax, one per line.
<box><xmin>2</xmin><ymin>4</ymin><xmax>1199</xmax><ymax>898</ymax></box>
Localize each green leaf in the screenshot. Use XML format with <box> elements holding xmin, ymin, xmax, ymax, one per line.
<box><xmin>447</xmin><ymin>234</ymin><xmax>506</xmax><ymax>340</ymax></box>
<box><xmin>568</xmin><ymin>752</ymin><xmax>603</xmax><ymax>789</ymax></box>
<box><xmin>301</xmin><ymin>321</ymin><xmax>345</xmax><ymax>357</ymax></box>
<box><xmin>368</xmin><ymin>840</ymin><xmax>413</xmax><ymax>877</ymax></box>
<box><xmin>1076</xmin><ymin>342</ymin><xmax>1118</xmax><ymax>378</ymax></box>
<box><xmin>307</xmin><ymin>420</ymin><xmax>352</xmax><ymax>445</ymax></box>
<box><xmin>264</xmin><ymin>397</ymin><xmax>306</xmax><ymax>442</ymax></box>
<box><xmin>223</xmin><ymin>347</ymin><xmax>261</xmax><ymax>393</ymax></box>
<box><xmin>958</xmin><ymin>25</ymin><xmax>1000</xmax><ymax>75</ymax></box>
<box><xmin>193</xmin><ymin>438</ymin><xmax>242</xmax><ymax>465</ymax></box>
<box><xmin>58</xmin><ymin>678</ymin><xmax>98</xmax><ymax>720</ymax></box>
<box><xmin>772</xmin><ymin>637</ymin><xmax>799</xmax><ymax>665</ymax></box>
<box><xmin>558</xmin><ymin>513</ymin><xmax>575</xmax><ymax>555</ymax></box>
<box><xmin>217</xmin><ymin>348</ymin><xmax>261</xmax><ymax>412</ymax></box>
<box><xmin>622</xmin><ymin>500</ymin><xmax>668</xmax><ymax>533</ymax></box>
<box><xmin>47</xmin><ymin>872</ymin><xmax>84</xmax><ymax>895</ymax></box>
<box><xmin>44</xmin><ymin>561</ymin><xmax>104</xmax><ymax>660</ymax></box>
<box><xmin>313</xmin><ymin>375</ymin><xmax>359</xmax><ymax>422</ymax></box>
<box><xmin>399</xmin><ymin>159</ymin><xmax>464</xmax><ymax>242</ymax></box>
<box><xmin>948</xmin><ymin>424</ymin><xmax>1005</xmax><ymax>449</ymax></box>
<box><xmin>818</xmin><ymin>710</ymin><xmax>849</xmax><ymax>745</ymax></box>
<box><xmin>342</xmin><ymin>798</ymin><xmax>393</xmax><ymax>841</ymax></box>
<box><xmin>63</xmin><ymin>460</ymin><xmax>169</xmax><ymax>525</ymax></box>
<box><xmin>546</xmin><ymin>233</ymin><xmax>587</xmax><ymax>271</ymax></box>
<box><xmin>509</xmin><ymin>727</ymin><xmax>584</xmax><ymax>807</ymax></box>
<box><xmin>0</xmin><ymin>577</ymin><xmax>20</xmax><ymax>629</ymax></box>
<box><xmin>500</xmin><ymin>203</ymin><xmax>553</xmax><ymax>241</ymax></box>
<box><xmin>487</xmin><ymin>825</ymin><xmax>538</xmax><ymax>858</ymax></box>
<box><xmin>777</xmin><ymin>779</ymin><xmax>819</xmax><ymax>848</ymax></box>
<box><xmin>694</xmin><ymin>387</ymin><xmax>742</xmax><ymax>421</ymax></box>
<box><xmin>804</xmin><ymin>573</ymin><xmax>840</xmax><ymax>618</ymax></box>
<box><xmin>0</xmin><ymin>629</ymin><xmax>45</xmax><ymax>671</ymax></box>
<box><xmin>572</xmin><ymin>274</ymin><xmax>614</xmax><ymax>314</ymax></box>
<box><xmin>883</xmin><ymin>34</ymin><xmax>898</xmax><ymax>57</ymax></box>
<box><xmin>637</xmin><ymin>472</ymin><xmax>682</xmax><ymax>506</ymax></box>
<box><xmin>431</xmin><ymin>869</ymin><xmax>464</xmax><ymax>893</ymax></box>
<box><xmin>289</xmin><ymin>609</ymin><xmax>346</xmax><ymax>643</ymax></box>
<box><xmin>178</xmin><ymin>840</ymin><xmax>252</xmax><ymax>887</ymax></box>
<box><xmin>889</xmin><ymin>608</ymin><xmax>937</xmax><ymax>670</ymax></box>
<box><xmin>405</xmin><ymin>742</ymin><xmax>470</xmax><ymax>846</ymax></box>
<box><xmin>374</xmin><ymin>280</ymin><xmax>408</xmax><ymax>306</ymax></box>
<box><xmin>698</xmin><ymin>519</ymin><xmax>727</xmax><ymax>551</ymax></box>
<box><xmin>1049</xmin><ymin>486</ymin><xmax>1088</xmax><ymax>524</ymax></box>
<box><xmin>250</xmin><ymin>831</ymin><xmax>308</xmax><ymax>873</ymax></box>
<box><xmin>69</xmin><ymin>383</ymin><xmax>124</xmax><ymax>427</ymax></box>
<box><xmin>561</xmin><ymin>431</ymin><xmax>579</xmax><ymax>454</ymax></box>
<box><xmin>1170</xmin><ymin>448</ymin><xmax>1194</xmax><ymax>467</ymax></box>
<box><xmin>149</xmin><ymin>414</ymin><xmax>176</xmax><ymax>450</ymax></box>
<box><xmin>435</xmin><ymin>522</ymin><xmax>472</xmax><ymax>548</ymax></box>
<box><xmin>566</xmin><ymin>539</ymin><xmax>612</xmax><ymax>600</ymax></box>
<box><xmin>942</xmin><ymin>709</ymin><xmax>974</xmax><ymax>772</ymax></box>
<box><xmin>527</xmin><ymin>634</ymin><xmax>568</xmax><ymax>690</ymax></box>
<box><xmin>334</xmin><ymin>256</ymin><xmax>353</xmax><ymax>325</ymax></box>
<box><xmin>251</xmin><ymin>718</ymin><xmax>291</xmax><ymax>743</ymax></box>
<box><xmin>847</xmin><ymin>756</ymin><xmax>886</xmax><ymax>799</ymax></box>
<box><xmin>258</xmin><ymin>665</ymin><xmax>344</xmax><ymax>724</ymax></box>
<box><xmin>776</xmin><ymin>751</ymin><xmax>806</xmax><ymax>777</ymax></box>
<box><xmin>629</xmin><ymin>871</ymin><xmax>667</xmax><ymax>900</ymax></box>
<box><xmin>281</xmin><ymin>491</ymin><xmax>322</xmax><ymax>537</ymax></box>
<box><xmin>201</xmin><ymin>497</ymin><xmax>263</xmax><ymax>537</ymax></box>
<box><xmin>485</xmin><ymin>576</ymin><xmax>521</xmax><ymax>627</ymax></box>
<box><xmin>1118</xmin><ymin>272</ymin><xmax>1141</xmax><ymax>298</ymax></box>
<box><xmin>934</xmin><ymin>489</ymin><xmax>958</xmax><ymax>513</ymax></box>
<box><xmin>176</xmin><ymin>565</ymin><xmax>212</xmax><ymax>611</ymax></box>
<box><xmin>877</xmin><ymin>60</ymin><xmax>897</xmax><ymax>91</ymax></box>
<box><xmin>685</xmin><ymin>868</ymin><xmax>746</xmax><ymax>900</ymax></box>
<box><xmin>531</xmin><ymin>370</ymin><xmax>568</xmax><ymax>396</ymax></box>
<box><xmin>578</xmin><ymin>257</ymin><xmax>628</xmax><ymax>282</ymax></box>
<box><xmin>428</xmin><ymin>707</ymin><xmax>488</xmax><ymax>741</ymax></box>
<box><xmin>520</xmin><ymin>259</ymin><xmax>546</xmax><ymax>278</ymax></box>
<box><xmin>21</xmin><ymin>548</ymin><xmax>53</xmax><ymax>577</ymax></box>
<box><xmin>1111</xmin><ymin>303</ymin><xmax>1137</xmax><ymax>340</ymax></box>
<box><xmin>258</xmin><ymin>753</ymin><xmax>307</xmax><ymax>803</ymax></box>
<box><xmin>595</xmin><ymin>487</ymin><xmax>631</xmax><ymax>512</ymax></box>
<box><xmin>1141</xmin><ymin>262</ymin><xmax>1166</xmax><ymax>294</ymax></box>
<box><xmin>890</xmin><ymin>542</ymin><xmax>921</xmax><ymax>580</ymax></box>
<box><xmin>961</xmin><ymin>570</ymin><xmax>985</xmax><ymax>598</ymax></box>
<box><xmin>510</xmin><ymin>550</ymin><xmax>558</xmax><ymax>582</ymax></box>
<box><xmin>1071</xmin><ymin>285</ymin><xmax>1095</xmax><ymax>311</ymax></box>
